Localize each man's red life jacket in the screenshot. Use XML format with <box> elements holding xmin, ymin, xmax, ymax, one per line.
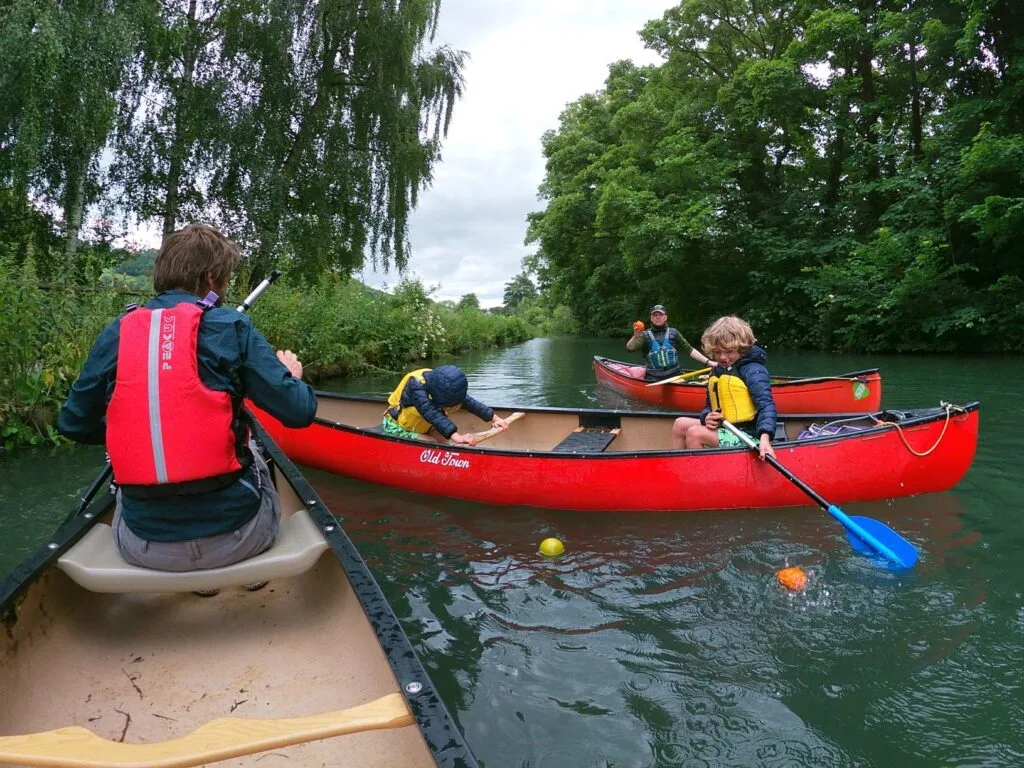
<box><xmin>106</xmin><ymin>301</ymin><xmax>249</xmax><ymax>497</ymax></box>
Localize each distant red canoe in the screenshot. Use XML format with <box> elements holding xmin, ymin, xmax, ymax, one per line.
<box><xmin>594</xmin><ymin>356</ymin><xmax>882</xmax><ymax>413</ymax></box>
<box><xmin>252</xmin><ymin>394</ymin><xmax>977</xmax><ymax>513</ymax></box>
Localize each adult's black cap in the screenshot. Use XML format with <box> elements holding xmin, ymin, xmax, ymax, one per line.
<box><xmin>650</xmin><ymin>304</ymin><xmax>667</xmax><ymax>314</ymax></box>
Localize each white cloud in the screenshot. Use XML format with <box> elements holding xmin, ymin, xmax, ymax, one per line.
<box><xmin>360</xmin><ymin>0</ymin><xmax>669</xmax><ymax>306</ymax></box>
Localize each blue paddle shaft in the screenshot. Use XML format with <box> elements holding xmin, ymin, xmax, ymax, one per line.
<box><xmin>720</xmin><ymin>420</ymin><xmax>917</xmax><ymax>568</ymax></box>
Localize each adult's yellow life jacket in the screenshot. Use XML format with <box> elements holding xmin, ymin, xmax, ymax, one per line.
<box><xmin>708</xmin><ymin>370</ymin><xmax>757</xmax><ymax>424</ymax></box>
<box><xmin>385</xmin><ymin>368</ymin><xmax>460</xmax><ymax>434</ymax></box>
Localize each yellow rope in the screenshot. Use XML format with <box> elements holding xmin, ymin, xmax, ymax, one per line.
<box><xmin>873</xmin><ymin>402</ymin><xmax>961</xmax><ymax>457</ymax></box>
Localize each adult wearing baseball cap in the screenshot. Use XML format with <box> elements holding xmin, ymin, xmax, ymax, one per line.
<box><xmin>627</xmin><ymin>304</ymin><xmax>712</xmax><ymax>381</ymax></box>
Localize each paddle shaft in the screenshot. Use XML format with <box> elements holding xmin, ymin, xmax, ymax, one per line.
<box><xmin>645</xmin><ymin>367</ymin><xmax>711</xmax><ymax>387</ymax></box>
<box><xmin>61</xmin><ymin>463</ymin><xmax>114</xmax><ymax>526</ymax></box>
<box><xmin>469</xmin><ymin>411</ymin><xmax>525</xmax><ymax>444</ymax></box>
<box><xmin>236</xmin><ymin>269</ymin><xmax>282</xmax><ymax>312</ymax></box>
<box><xmin>720</xmin><ymin>420</ymin><xmax>908</xmax><ymax>567</ymax></box>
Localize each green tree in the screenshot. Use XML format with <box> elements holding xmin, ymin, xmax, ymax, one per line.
<box><xmin>0</xmin><ymin>0</ymin><xmax>148</xmax><ymax>276</ymax></box>
<box><xmin>502</xmin><ymin>272</ymin><xmax>537</xmax><ymax>311</ymax></box>
<box><xmin>106</xmin><ymin>0</ymin><xmax>464</xmax><ymax>281</ymax></box>
<box><xmin>457</xmin><ymin>293</ymin><xmax>480</xmax><ymax>311</ymax></box>
<box><xmin>526</xmin><ymin>0</ymin><xmax>1024</xmax><ymax>351</ymax></box>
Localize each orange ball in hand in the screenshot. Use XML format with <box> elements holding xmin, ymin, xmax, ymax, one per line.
<box><xmin>776</xmin><ymin>567</ymin><xmax>808</xmax><ymax>592</ymax></box>
<box><xmin>633</xmin><ymin>321</ymin><xmax>645</xmax><ymax>331</ymax></box>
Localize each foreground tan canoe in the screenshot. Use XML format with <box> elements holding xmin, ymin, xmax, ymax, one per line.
<box><xmin>0</xmin><ymin>423</ymin><xmax>478</xmax><ymax>768</ymax></box>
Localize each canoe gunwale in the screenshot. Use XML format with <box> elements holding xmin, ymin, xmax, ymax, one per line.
<box><xmin>0</xmin><ymin>422</ymin><xmax>480</xmax><ymax>768</ymax></box>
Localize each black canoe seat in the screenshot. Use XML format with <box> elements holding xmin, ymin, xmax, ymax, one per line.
<box><xmin>774</xmin><ymin>422</ymin><xmax>788</xmax><ymax>442</ymax></box>
<box><xmin>552</xmin><ymin>427</ymin><xmax>621</xmax><ymax>454</ymax></box>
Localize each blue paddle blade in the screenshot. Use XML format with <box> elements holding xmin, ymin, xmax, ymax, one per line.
<box><xmin>845</xmin><ymin>515</ymin><xmax>919</xmax><ymax>569</ymax></box>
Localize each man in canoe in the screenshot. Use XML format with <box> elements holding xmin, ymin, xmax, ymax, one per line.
<box><xmin>627</xmin><ymin>304</ymin><xmax>713</xmax><ymax>381</ymax></box>
<box><xmin>58</xmin><ymin>224</ymin><xmax>318</xmax><ymax>577</ymax></box>
<box><xmin>383</xmin><ymin>365</ymin><xmax>508</xmax><ymax>446</ymax></box>
<box><xmin>671</xmin><ymin>315</ymin><xmax>777</xmax><ymax>460</ymax></box>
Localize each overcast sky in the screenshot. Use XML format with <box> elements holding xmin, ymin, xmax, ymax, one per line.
<box><xmin>358</xmin><ymin>0</ymin><xmax>670</xmax><ymax>306</ymax></box>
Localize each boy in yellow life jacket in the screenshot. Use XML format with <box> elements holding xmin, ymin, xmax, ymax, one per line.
<box><xmin>671</xmin><ymin>316</ymin><xmax>777</xmax><ymax>460</ymax></box>
<box><xmin>383</xmin><ymin>365</ymin><xmax>508</xmax><ymax>446</ymax></box>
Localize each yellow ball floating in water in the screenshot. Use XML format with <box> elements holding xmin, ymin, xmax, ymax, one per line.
<box><xmin>776</xmin><ymin>567</ymin><xmax>808</xmax><ymax>592</ymax></box>
<box><xmin>538</xmin><ymin>537</ymin><xmax>565</xmax><ymax>557</ymax></box>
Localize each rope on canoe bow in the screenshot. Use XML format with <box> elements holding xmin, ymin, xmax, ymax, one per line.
<box><xmin>872</xmin><ymin>402</ymin><xmax>965</xmax><ymax>457</ymax></box>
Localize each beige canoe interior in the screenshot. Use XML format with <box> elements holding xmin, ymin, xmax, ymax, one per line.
<box><xmin>0</xmin><ymin>465</ymin><xmax>437</xmax><ymax>768</ymax></box>
<box><xmin>315</xmin><ymin>396</ymin><xmax>825</xmax><ymax>452</ymax></box>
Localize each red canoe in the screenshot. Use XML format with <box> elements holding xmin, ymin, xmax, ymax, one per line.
<box><xmin>594</xmin><ymin>356</ymin><xmax>883</xmax><ymax>413</ymax></box>
<box><xmin>252</xmin><ymin>394</ymin><xmax>978</xmax><ymax>513</ymax></box>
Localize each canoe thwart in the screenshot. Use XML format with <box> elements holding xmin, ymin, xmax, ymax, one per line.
<box><xmin>57</xmin><ymin>508</ymin><xmax>329</xmax><ymax>594</ymax></box>
<box><xmin>0</xmin><ymin>691</ymin><xmax>414</xmax><ymax>768</ymax></box>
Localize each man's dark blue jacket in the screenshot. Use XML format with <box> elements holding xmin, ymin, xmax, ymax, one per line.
<box><xmin>58</xmin><ymin>290</ymin><xmax>317</xmax><ymax>541</ymax></box>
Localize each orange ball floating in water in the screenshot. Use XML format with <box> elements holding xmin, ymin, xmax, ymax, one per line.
<box><xmin>633</xmin><ymin>321</ymin><xmax>645</xmax><ymax>331</ymax></box>
<box><xmin>776</xmin><ymin>567</ymin><xmax>808</xmax><ymax>592</ymax></box>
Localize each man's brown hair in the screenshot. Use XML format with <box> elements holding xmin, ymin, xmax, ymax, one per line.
<box><xmin>153</xmin><ymin>224</ymin><xmax>241</xmax><ymax>295</ymax></box>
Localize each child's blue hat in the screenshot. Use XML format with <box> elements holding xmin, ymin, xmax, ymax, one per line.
<box><xmin>427</xmin><ymin>365</ymin><xmax>468</xmax><ymax>408</ymax></box>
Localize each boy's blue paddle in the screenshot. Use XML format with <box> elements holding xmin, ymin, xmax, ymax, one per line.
<box><xmin>721</xmin><ymin>420</ymin><xmax>918</xmax><ymax>569</ymax></box>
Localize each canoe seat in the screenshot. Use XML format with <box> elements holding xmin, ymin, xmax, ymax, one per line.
<box><xmin>57</xmin><ymin>509</ymin><xmax>329</xmax><ymax>594</ymax></box>
<box><xmin>552</xmin><ymin>427</ymin><xmax>620</xmax><ymax>454</ymax></box>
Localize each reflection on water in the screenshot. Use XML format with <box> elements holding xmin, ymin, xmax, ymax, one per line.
<box><xmin>311</xmin><ymin>462</ymin><xmax>1015</xmax><ymax>767</ymax></box>
<box><xmin>4</xmin><ymin>339</ymin><xmax>1023</xmax><ymax>767</ymax></box>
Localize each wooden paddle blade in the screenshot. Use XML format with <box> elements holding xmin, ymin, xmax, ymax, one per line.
<box><xmin>0</xmin><ymin>693</ymin><xmax>413</xmax><ymax>768</ymax></box>
<box><xmin>845</xmin><ymin>515</ymin><xmax>919</xmax><ymax>568</ymax></box>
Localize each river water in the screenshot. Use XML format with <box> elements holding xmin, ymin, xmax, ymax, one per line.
<box><xmin>1</xmin><ymin>338</ymin><xmax>1021</xmax><ymax>767</ymax></box>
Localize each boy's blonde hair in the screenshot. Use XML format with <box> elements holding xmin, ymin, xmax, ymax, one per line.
<box><xmin>701</xmin><ymin>316</ymin><xmax>756</xmax><ymax>355</ymax></box>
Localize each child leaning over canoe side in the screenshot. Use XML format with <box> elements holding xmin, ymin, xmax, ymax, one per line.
<box><xmin>671</xmin><ymin>316</ymin><xmax>777</xmax><ymax>460</ymax></box>
<box><xmin>382</xmin><ymin>365</ymin><xmax>508</xmax><ymax>446</ymax></box>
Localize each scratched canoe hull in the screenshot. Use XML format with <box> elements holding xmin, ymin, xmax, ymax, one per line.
<box><xmin>593</xmin><ymin>356</ymin><xmax>883</xmax><ymax>413</ymax></box>
<box><xmin>0</xmin><ymin>423</ymin><xmax>478</xmax><ymax>768</ymax></box>
<box><xmin>252</xmin><ymin>393</ymin><xmax>978</xmax><ymax>513</ymax></box>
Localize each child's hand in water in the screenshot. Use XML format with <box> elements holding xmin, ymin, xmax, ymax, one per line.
<box><xmin>450</xmin><ymin>432</ymin><xmax>478</xmax><ymax>446</ymax></box>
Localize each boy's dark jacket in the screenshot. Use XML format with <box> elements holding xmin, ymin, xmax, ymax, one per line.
<box><xmin>699</xmin><ymin>344</ymin><xmax>777</xmax><ymax>438</ymax></box>
<box><xmin>397</xmin><ymin>366</ymin><xmax>493</xmax><ymax>439</ymax></box>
